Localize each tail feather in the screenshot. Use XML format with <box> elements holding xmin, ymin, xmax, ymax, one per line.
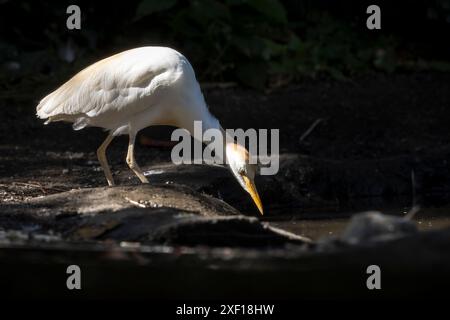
<box><xmin>36</xmin><ymin>92</ymin><xmax>59</xmax><ymax>119</ymax></box>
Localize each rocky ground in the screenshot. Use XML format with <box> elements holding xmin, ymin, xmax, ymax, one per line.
<box><xmin>1</xmin><ymin>72</ymin><xmax>450</xmax><ymax>299</ymax></box>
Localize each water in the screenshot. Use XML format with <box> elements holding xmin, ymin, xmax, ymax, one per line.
<box><xmin>267</xmin><ymin>207</ymin><xmax>450</xmax><ymax>240</ymax></box>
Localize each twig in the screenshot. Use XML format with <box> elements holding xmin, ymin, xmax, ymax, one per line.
<box><xmin>299</xmin><ymin>118</ymin><xmax>324</xmax><ymax>142</ymax></box>
<box><xmin>405</xmin><ymin>170</ymin><xmax>420</xmax><ymax>220</ymax></box>
<box><xmin>405</xmin><ymin>205</ymin><xmax>420</xmax><ymax>220</ymax></box>
<box><xmin>124</xmin><ymin>197</ymin><xmax>146</xmax><ymax>208</ymax></box>
<box><xmin>7</xmin><ymin>181</ymin><xmax>68</xmax><ymax>194</ymax></box>
<box><xmin>13</xmin><ymin>181</ymin><xmax>47</xmax><ymax>194</ymax></box>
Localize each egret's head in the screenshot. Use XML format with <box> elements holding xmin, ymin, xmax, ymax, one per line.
<box><xmin>225</xmin><ymin>142</ymin><xmax>263</xmax><ymax>215</ymax></box>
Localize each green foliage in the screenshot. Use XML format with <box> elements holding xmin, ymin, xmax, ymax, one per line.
<box><xmin>131</xmin><ymin>0</ymin><xmax>450</xmax><ymax>89</ymax></box>
<box><xmin>131</xmin><ymin>1</ymin><xmax>400</xmax><ymax>88</ymax></box>
<box><xmin>133</xmin><ymin>0</ymin><xmax>296</xmax><ymax>88</ymax></box>
<box><xmin>245</xmin><ymin>0</ymin><xmax>288</xmax><ymax>24</ymax></box>
<box><xmin>2</xmin><ymin>0</ymin><xmax>450</xmax><ymax>90</ymax></box>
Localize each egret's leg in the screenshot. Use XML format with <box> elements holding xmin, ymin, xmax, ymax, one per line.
<box><xmin>97</xmin><ymin>133</ymin><xmax>115</xmax><ymax>186</ymax></box>
<box><xmin>126</xmin><ymin>133</ymin><xmax>149</xmax><ymax>184</ymax></box>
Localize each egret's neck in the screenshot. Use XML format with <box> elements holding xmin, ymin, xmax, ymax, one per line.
<box><xmin>201</xmin><ymin>110</ymin><xmax>222</xmax><ymax>135</ymax></box>
<box><xmin>182</xmin><ymin>102</ymin><xmax>222</xmax><ymax>139</ymax></box>
<box><xmin>179</xmin><ymin>102</ymin><xmax>235</xmax><ymax>165</ymax></box>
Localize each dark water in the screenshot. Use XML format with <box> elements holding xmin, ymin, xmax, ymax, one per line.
<box><xmin>267</xmin><ymin>207</ymin><xmax>450</xmax><ymax>240</ymax></box>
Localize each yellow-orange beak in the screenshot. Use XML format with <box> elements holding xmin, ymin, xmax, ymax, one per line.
<box><xmin>242</xmin><ymin>175</ymin><xmax>264</xmax><ymax>215</ymax></box>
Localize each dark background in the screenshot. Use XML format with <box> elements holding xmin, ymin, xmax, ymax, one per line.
<box><xmin>1</xmin><ymin>0</ymin><xmax>450</xmax><ymax>89</ymax></box>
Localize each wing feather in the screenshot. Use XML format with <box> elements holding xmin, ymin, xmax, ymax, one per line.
<box><xmin>36</xmin><ymin>48</ymin><xmax>174</xmax><ymax>122</ymax></box>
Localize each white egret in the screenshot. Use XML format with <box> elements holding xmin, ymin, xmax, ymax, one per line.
<box><xmin>36</xmin><ymin>46</ymin><xmax>263</xmax><ymax>214</ymax></box>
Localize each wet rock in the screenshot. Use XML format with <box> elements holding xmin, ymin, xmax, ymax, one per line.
<box><xmin>67</xmin><ymin>207</ymin><xmax>308</xmax><ymax>246</ymax></box>
<box><xmin>116</xmin><ymin>163</ymin><xmax>253</xmax><ymax>212</ymax></box>
<box><xmin>148</xmin><ymin>215</ymin><xmax>310</xmax><ymax>246</ymax></box>
<box><xmin>340</xmin><ymin>211</ymin><xmax>418</xmax><ymax>244</ymax></box>
<box><xmin>27</xmin><ymin>183</ymin><xmax>239</xmax><ymax>217</ymax></box>
<box><xmin>1</xmin><ymin>184</ymin><xmax>309</xmax><ymax>247</ymax></box>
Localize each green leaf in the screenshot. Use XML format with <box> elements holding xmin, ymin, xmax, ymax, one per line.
<box><xmin>135</xmin><ymin>0</ymin><xmax>177</xmax><ymax>20</ymax></box>
<box><xmin>260</xmin><ymin>38</ymin><xmax>286</xmax><ymax>60</ymax></box>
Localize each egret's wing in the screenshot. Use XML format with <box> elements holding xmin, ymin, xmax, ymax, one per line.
<box><xmin>36</xmin><ymin>49</ymin><xmax>169</xmax><ymax>120</ymax></box>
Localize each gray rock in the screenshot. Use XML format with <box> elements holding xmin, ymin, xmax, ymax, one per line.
<box><xmin>1</xmin><ymin>184</ymin><xmax>309</xmax><ymax>247</ymax></box>
<box><xmin>340</xmin><ymin>211</ymin><xmax>418</xmax><ymax>244</ymax></box>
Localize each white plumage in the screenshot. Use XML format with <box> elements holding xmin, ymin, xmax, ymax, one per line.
<box><xmin>37</xmin><ymin>46</ymin><xmax>263</xmax><ymax>214</ymax></box>
<box><xmin>37</xmin><ymin>47</ymin><xmax>218</xmax><ymax>135</ymax></box>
